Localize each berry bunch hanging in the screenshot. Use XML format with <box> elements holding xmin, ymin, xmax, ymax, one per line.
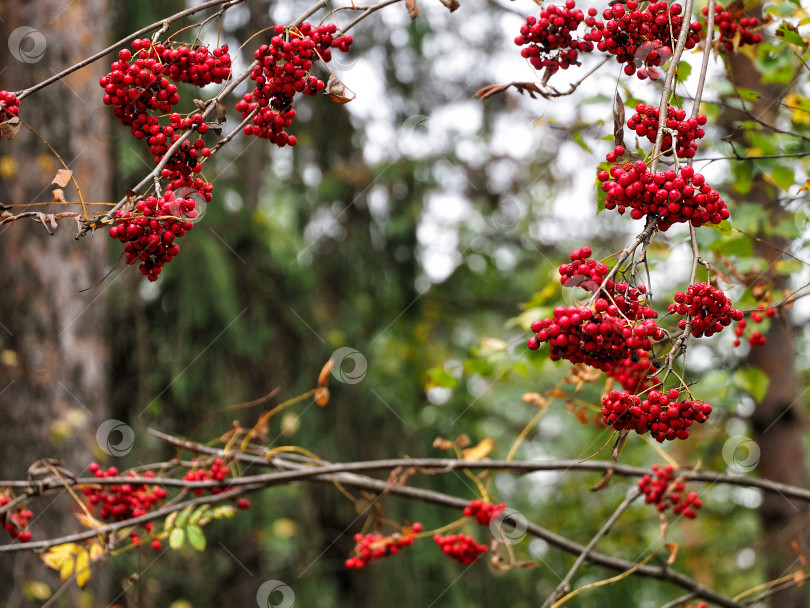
<box><xmin>83</xmin><ymin>463</ymin><xmax>168</xmax><ymax>521</ymax></box>
<box><xmin>345</xmin><ymin>523</ymin><xmax>422</xmax><ymax>568</ymax></box>
<box><xmin>514</xmin><ymin>0</ymin><xmax>596</xmax><ymax>73</ymax></box>
<box><xmin>0</xmin><ymin>90</ymin><xmax>20</xmax><ymax>122</ymax></box>
<box><xmin>0</xmin><ymin>495</ymin><xmax>33</xmax><ymax>542</ymax></box>
<box><xmin>433</xmin><ymin>533</ymin><xmax>489</xmax><ymax>564</ymax></box>
<box><xmin>704</xmin><ymin>4</ymin><xmax>762</xmax><ymax>51</ymax></box>
<box><xmin>237</xmin><ymin>22</ymin><xmax>353</xmax><ymax>147</ymax></box>
<box><xmin>668</xmin><ymin>282</ymin><xmax>744</xmax><ymax>338</ymax></box>
<box><xmin>598</xmin><ymin>155</ymin><xmax>731</xmax><ymax>231</ymax></box>
<box><xmin>638</xmin><ymin>464</ymin><xmax>702</xmax><ymax>518</ymax></box>
<box><xmin>601</xmin><ymin>388</ymin><xmax>712</xmax><ymax>442</ymax></box>
<box><xmin>627</xmin><ymin>104</ymin><xmax>707</xmax><ymax>158</ymax></box>
<box><xmin>464</xmin><ymin>500</ymin><xmax>506</xmax><ymax>525</ymax></box>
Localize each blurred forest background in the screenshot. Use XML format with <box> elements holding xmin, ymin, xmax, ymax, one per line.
<box><xmin>1</xmin><ymin>0</ymin><xmax>809</xmax><ymax>606</ymax></box>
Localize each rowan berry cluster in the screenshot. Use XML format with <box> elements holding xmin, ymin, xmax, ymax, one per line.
<box><xmin>590</xmin><ymin>0</ymin><xmax>702</xmax><ymax>80</ymax></box>
<box><xmin>704</xmin><ymin>4</ymin><xmax>762</xmax><ymax>51</ymax></box>
<box><xmin>598</xmin><ymin>154</ymin><xmax>730</xmax><ymax>231</ymax></box>
<box><xmin>606</xmin><ymin>348</ymin><xmax>658</xmax><ymax>393</ymax></box>
<box><xmin>83</xmin><ymin>463</ymin><xmax>168</xmax><ymax>521</ymax></box>
<box><xmin>238</xmin><ymin>22</ymin><xmax>353</xmax><ymax>147</ymax></box>
<box><xmin>733</xmin><ymin>304</ymin><xmax>772</xmax><ymax>348</ymax></box>
<box><xmin>159</xmin><ymin>43</ymin><xmax>232</xmax><ymax>86</ymax></box>
<box><xmin>668</xmin><ymin>282</ymin><xmax>743</xmax><ymax>338</ymax></box>
<box><xmin>345</xmin><ymin>523</ymin><xmax>423</xmax><ymax>568</ymax></box>
<box><xmin>529</xmin><ymin>248</ymin><xmax>663</xmax><ymax>372</ymax></box>
<box><xmin>0</xmin><ymin>90</ymin><xmax>20</xmax><ymax>122</ymax></box>
<box><xmin>627</xmin><ymin>104</ymin><xmax>707</xmax><ymax>158</ymax></box>
<box><xmin>464</xmin><ymin>500</ymin><xmax>506</xmax><ymax>525</ymax></box>
<box><xmin>108</xmin><ymin>191</ymin><xmax>197</xmax><ymax>281</ymax></box>
<box><xmin>601</xmin><ymin>388</ymin><xmax>712</xmax><ymax>442</ymax></box>
<box><xmin>0</xmin><ymin>495</ymin><xmax>33</xmax><ymax>542</ymax></box>
<box><xmin>638</xmin><ymin>464</ymin><xmax>702</xmax><ymax>518</ymax></box>
<box><xmin>433</xmin><ymin>533</ymin><xmax>488</xmax><ymax>564</ymax></box>
<box><xmin>514</xmin><ymin>0</ymin><xmax>596</xmax><ymax>73</ymax></box>
<box><xmin>182</xmin><ymin>458</ymin><xmax>232</xmax><ymax>495</ymax></box>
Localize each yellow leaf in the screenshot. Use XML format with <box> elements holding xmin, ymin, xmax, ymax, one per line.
<box><xmin>461</xmin><ymin>437</ymin><xmax>494</xmax><ymax>461</ymax></box>
<box><xmin>89</xmin><ymin>541</ymin><xmax>105</xmax><ymax>562</ymax></box>
<box><xmin>59</xmin><ymin>557</ymin><xmax>74</xmax><ymax>582</ymax></box>
<box><xmin>41</xmin><ymin>543</ymin><xmax>78</xmax><ymax>571</ymax></box>
<box><xmin>75</xmin><ymin>549</ymin><xmax>90</xmax><ymax>589</ymax></box>
<box><xmin>75</xmin><ymin>512</ymin><xmax>104</xmax><ymax>530</ymax></box>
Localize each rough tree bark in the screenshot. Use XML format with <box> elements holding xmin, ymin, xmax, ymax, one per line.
<box><xmin>0</xmin><ymin>1</ymin><xmax>112</xmax><ymax>605</ymax></box>
<box><xmin>719</xmin><ymin>10</ymin><xmax>810</xmax><ymax>607</ymax></box>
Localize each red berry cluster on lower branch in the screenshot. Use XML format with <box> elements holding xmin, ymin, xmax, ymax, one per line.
<box><xmin>669</xmin><ymin>282</ymin><xmax>743</xmax><ymax>338</ymax></box>
<box><xmin>704</xmin><ymin>4</ymin><xmax>761</xmax><ymax>51</ymax></box>
<box><xmin>108</xmin><ymin>191</ymin><xmax>198</xmax><ymax>281</ymax></box>
<box><xmin>345</xmin><ymin>523</ymin><xmax>422</xmax><ymax>569</ymax></box>
<box><xmin>434</xmin><ymin>533</ymin><xmax>488</xmax><ymax>565</ymax></box>
<box><xmin>464</xmin><ymin>499</ymin><xmax>506</xmax><ymax>525</ymax></box>
<box><xmin>83</xmin><ymin>463</ymin><xmax>168</xmax><ymax>521</ymax></box>
<box><xmin>601</xmin><ymin>388</ymin><xmax>712</xmax><ymax>442</ymax></box>
<box><xmin>598</xmin><ymin>159</ymin><xmax>730</xmax><ymax>231</ymax></box>
<box><xmin>733</xmin><ymin>304</ymin><xmax>772</xmax><ymax>348</ymax></box>
<box><xmin>0</xmin><ymin>495</ymin><xmax>33</xmax><ymax>542</ymax></box>
<box><xmin>638</xmin><ymin>464</ymin><xmax>702</xmax><ymax>518</ymax></box>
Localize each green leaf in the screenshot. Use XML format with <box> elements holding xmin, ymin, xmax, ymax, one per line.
<box><xmin>211</xmin><ymin>506</ymin><xmax>237</xmax><ymax>519</ymax></box>
<box><xmin>186</xmin><ymin>525</ymin><xmax>206</xmax><ymax>551</ymax></box>
<box><xmin>169</xmin><ymin>528</ymin><xmax>186</xmax><ymax>550</ymax></box>
<box><xmin>176</xmin><ymin>505</ymin><xmax>194</xmax><ymax>529</ymax></box>
<box><xmin>733</xmin><ymin>367</ymin><xmax>770</xmax><ymax>402</ymax></box>
<box><xmin>776</xmin><ymin>21</ymin><xmax>805</xmax><ymax>46</ymax></box>
<box><xmin>707</xmin><ymin>219</ymin><xmax>732</xmax><ymax>236</ymax></box>
<box><xmin>426</xmin><ymin>367</ymin><xmax>459</xmax><ymax>390</ymax></box>
<box><xmin>189</xmin><ymin>505</ymin><xmax>210</xmax><ymax>526</ymax></box>
<box><xmin>676</xmin><ymin>61</ymin><xmax>692</xmax><ymax>82</ymax></box>
<box><xmin>164</xmin><ymin>511</ymin><xmax>178</xmax><ymax>532</ymax></box>
<box><xmin>572</xmin><ymin>130</ymin><xmax>592</xmax><ymax>153</ymax></box>
<box><xmin>764</xmin><ymin>166</ymin><xmax>795</xmax><ymax>191</ymax></box>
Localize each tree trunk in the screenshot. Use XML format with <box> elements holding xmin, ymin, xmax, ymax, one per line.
<box><xmin>0</xmin><ymin>1</ymin><xmax>112</xmax><ymax>605</ymax></box>
<box><xmin>719</xmin><ymin>12</ymin><xmax>810</xmax><ymax>606</ymax></box>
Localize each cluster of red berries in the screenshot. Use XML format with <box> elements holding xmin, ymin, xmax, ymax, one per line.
<box><xmin>606</xmin><ymin>348</ymin><xmax>659</xmax><ymax>393</ymax></box>
<box><xmin>627</xmin><ymin>104</ymin><xmax>707</xmax><ymax>158</ymax></box>
<box><xmin>598</xmin><ymin>153</ymin><xmax>730</xmax><ymax>231</ymax></box>
<box><xmin>0</xmin><ymin>495</ymin><xmax>33</xmax><ymax>542</ymax></box>
<box><xmin>464</xmin><ymin>500</ymin><xmax>506</xmax><ymax>525</ymax></box>
<box><xmin>514</xmin><ymin>0</ymin><xmax>596</xmax><ymax>73</ymax></box>
<box><xmin>182</xmin><ymin>458</ymin><xmax>231</xmax><ymax>495</ymax></box>
<box><xmin>159</xmin><ymin>43</ymin><xmax>232</xmax><ymax>86</ymax></box>
<box><xmin>434</xmin><ymin>533</ymin><xmax>489</xmax><ymax>564</ymax></box>
<box><xmin>668</xmin><ymin>282</ymin><xmax>743</xmax><ymax>338</ymax></box>
<box><xmin>601</xmin><ymin>388</ymin><xmax>712</xmax><ymax>442</ymax></box>
<box><xmin>83</xmin><ymin>463</ymin><xmax>169</xmax><ymax>522</ymax></box>
<box><xmin>733</xmin><ymin>303</ymin><xmax>772</xmax><ymax>348</ymax></box>
<box><xmin>529</xmin><ymin>249</ymin><xmax>663</xmax><ymax>372</ymax></box>
<box><xmin>704</xmin><ymin>4</ymin><xmax>762</xmax><ymax>51</ymax></box>
<box><xmin>0</xmin><ymin>90</ymin><xmax>20</xmax><ymax>122</ymax></box>
<box><xmin>237</xmin><ymin>23</ymin><xmax>353</xmax><ymax>147</ymax></box>
<box><xmin>638</xmin><ymin>464</ymin><xmax>702</xmax><ymax>518</ymax></box>
<box><xmin>345</xmin><ymin>523</ymin><xmax>423</xmax><ymax>569</ymax></box>
<box><xmin>590</xmin><ymin>0</ymin><xmax>702</xmax><ymax>80</ymax></box>
<box><xmin>108</xmin><ymin>190</ymin><xmax>197</xmax><ymax>281</ymax></box>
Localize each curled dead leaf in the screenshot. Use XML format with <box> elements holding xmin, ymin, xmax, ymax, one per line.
<box><xmin>318</xmin><ymin>359</ymin><xmax>333</xmax><ymax>387</ymax></box>
<box><xmin>315</xmin><ymin>386</ymin><xmax>330</xmax><ymax>406</ymax></box>
<box><xmin>590</xmin><ymin>468</ymin><xmax>613</xmax><ymax>492</ymax></box>
<box><xmin>406</xmin><ymin>0</ymin><xmax>420</xmax><ymax>19</ymax></box>
<box><xmin>454</xmin><ymin>433</ymin><xmax>471</xmax><ymax>449</ymax></box>
<box><xmin>52</xmin><ymin>168</ymin><xmax>72</xmax><ymax>188</ymax></box>
<box><xmin>548</xmin><ymin>389</ymin><xmax>568</xmax><ymax>398</ymax></box>
<box><xmin>437</xmin><ymin>0</ymin><xmax>460</xmax><ymax>12</ymax></box>
<box><xmin>432</xmin><ymin>436</ymin><xmax>455</xmax><ymax>450</ymax></box>
<box><xmin>324</xmin><ymin>74</ymin><xmax>355</xmax><ymax>104</ymax></box>
<box><xmin>665</xmin><ymin>542</ymin><xmax>679</xmax><ymax>565</ymax></box>
<box><xmin>521</xmin><ymin>392</ymin><xmax>547</xmax><ymax>408</ymax></box>
<box><xmin>0</xmin><ymin>116</ymin><xmax>21</xmax><ymax>140</ymax></box>
<box><xmin>216</xmin><ymin>100</ymin><xmax>227</xmax><ymax>123</ymax></box>
<box><xmin>461</xmin><ymin>437</ymin><xmax>494</xmax><ymax>461</ymax></box>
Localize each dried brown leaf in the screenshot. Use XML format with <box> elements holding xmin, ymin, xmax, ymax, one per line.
<box><xmin>52</xmin><ymin>169</ymin><xmax>72</xmax><ymax>188</ymax></box>
<box><xmin>216</xmin><ymin>100</ymin><xmax>227</xmax><ymax>124</ymax></box>
<box><xmin>454</xmin><ymin>433</ymin><xmax>471</xmax><ymax>448</ymax></box>
<box><xmin>432</xmin><ymin>436</ymin><xmax>455</xmax><ymax>450</ymax></box>
<box><xmin>461</xmin><ymin>437</ymin><xmax>494</xmax><ymax>461</ymax></box>
<box><xmin>406</xmin><ymin>0</ymin><xmax>420</xmax><ymax>19</ymax></box>
<box><xmin>574</xmin><ymin>406</ymin><xmax>590</xmax><ymax>425</ymax></box>
<box><xmin>437</xmin><ymin>0</ymin><xmax>460</xmax><ymax>11</ymax></box>
<box><xmin>0</xmin><ymin>116</ymin><xmax>21</xmax><ymax>140</ymax></box>
<box><xmin>52</xmin><ymin>188</ymin><xmax>65</xmax><ymax>202</ymax></box>
<box><xmin>37</xmin><ymin>212</ymin><xmax>58</xmax><ymax>235</ymax></box>
<box><xmin>324</xmin><ymin>75</ymin><xmax>355</xmax><ymax>104</ymax></box>
<box><xmin>475</xmin><ymin>82</ymin><xmax>542</xmax><ymax>101</ymax></box>
<box><xmin>318</xmin><ymin>359</ymin><xmax>333</xmax><ymax>387</ymax></box>
<box><xmin>665</xmin><ymin>542</ymin><xmax>679</xmax><ymax>564</ymax></box>
<box><xmin>590</xmin><ymin>468</ymin><xmax>613</xmax><ymax>492</ymax></box>
<box><xmin>193</xmin><ymin>98</ymin><xmax>208</xmax><ymax>112</ymax></box>
<box><xmin>548</xmin><ymin>389</ymin><xmax>568</xmax><ymax>398</ymax></box>
<box><xmin>521</xmin><ymin>392</ymin><xmax>547</xmax><ymax>408</ymax></box>
<box><xmin>314</xmin><ymin>386</ymin><xmax>330</xmax><ymax>406</ymax></box>
<box><xmin>613</xmin><ymin>91</ymin><xmax>625</xmax><ymax>149</ymax></box>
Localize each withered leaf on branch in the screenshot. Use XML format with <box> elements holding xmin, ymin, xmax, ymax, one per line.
<box><xmin>406</xmin><ymin>0</ymin><xmax>420</xmax><ymax>19</ymax></box>
<box><xmin>475</xmin><ymin>82</ymin><xmax>543</xmax><ymax>101</ymax></box>
<box><xmin>613</xmin><ymin>91</ymin><xmax>625</xmax><ymax>148</ymax></box>
<box><xmin>432</xmin><ymin>436</ymin><xmax>455</xmax><ymax>450</ymax></box>
<box><xmin>437</xmin><ymin>0</ymin><xmax>460</xmax><ymax>11</ymax></box>
<box><xmin>52</xmin><ymin>168</ymin><xmax>73</xmax><ymax>188</ymax></box>
<box><xmin>52</xmin><ymin>188</ymin><xmax>65</xmax><ymax>202</ymax></box>
<box><xmin>193</xmin><ymin>98</ymin><xmax>208</xmax><ymax>112</ymax></box>
<box><xmin>324</xmin><ymin>74</ymin><xmax>355</xmax><ymax>104</ymax></box>
<box><xmin>0</xmin><ymin>116</ymin><xmax>21</xmax><ymax>140</ymax></box>
<box><xmin>216</xmin><ymin>100</ymin><xmax>227</xmax><ymax>124</ymax></box>
<box><xmin>37</xmin><ymin>212</ymin><xmax>58</xmax><ymax>235</ymax></box>
<box><xmin>461</xmin><ymin>437</ymin><xmax>494</xmax><ymax>461</ymax></box>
